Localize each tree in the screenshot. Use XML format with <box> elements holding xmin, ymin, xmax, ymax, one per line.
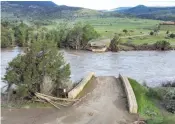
<box><xmin>109</xmin><ymin>34</ymin><xmax>121</xmax><ymax>52</ymax></box>
<box><xmin>3</xmin><ymin>40</ymin><xmax>71</xmax><ymax>99</ymax></box>
<box><xmin>1</xmin><ymin>21</ymin><xmax>15</xmax><ymax>48</ymax></box>
<box><xmin>64</xmin><ymin>22</ymin><xmax>99</xmax><ymax>49</ymax></box>
<box><xmin>123</xmin><ymin>29</ymin><xmax>128</xmax><ymax>35</ymax></box>
<box><xmin>14</xmin><ymin>22</ymin><xmax>29</xmax><ymax>47</ymax></box>
<box><xmin>54</xmin><ymin>23</ymin><xmax>70</xmax><ymax>47</ymax></box>
<box><xmin>82</xmin><ymin>24</ymin><xmax>99</xmax><ymax>48</ymax></box>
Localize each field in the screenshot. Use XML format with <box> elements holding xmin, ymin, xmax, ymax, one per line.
<box><xmin>48</xmin><ymin>17</ymin><xmax>175</xmax><ymax>46</ymax></box>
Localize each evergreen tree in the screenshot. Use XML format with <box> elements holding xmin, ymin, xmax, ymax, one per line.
<box><xmin>3</xmin><ymin>40</ymin><xmax>71</xmax><ymax>98</ymax></box>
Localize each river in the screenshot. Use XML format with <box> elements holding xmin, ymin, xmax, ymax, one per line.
<box><xmin>1</xmin><ymin>47</ymin><xmax>175</xmax><ymax>88</ymax></box>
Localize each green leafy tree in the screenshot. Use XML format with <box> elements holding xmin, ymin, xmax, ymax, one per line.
<box><xmin>14</xmin><ymin>22</ymin><xmax>29</xmax><ymax>47</ymax></box>
<box><xmin>65</xmin><ymin>22</ymin><xmax>99</xmax><ymax>49</ymax></box>
<box><xmin>1</xmin><ymin>21</ymin><xmax>15</xmax><ymax>48</ymax></box>
<box><xmin>123</xmin><ymin>29</ymin><xmax>128</xmax><ymax>35</ymax></box>
<box><xmin>82</xmin><ymin>24</ymin><xmax>99</xmax><ymax>48</ymax></box>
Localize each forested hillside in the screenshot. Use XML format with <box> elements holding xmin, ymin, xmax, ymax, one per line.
<box><xmin>2</xmin><ymin>1</ymin><xmax>98</xmax><ymax>20</ymax></box>
<box><xmin>119</xmin><ymin>5</ymin><xmax>175</xmax><ymax>21</ymax></box>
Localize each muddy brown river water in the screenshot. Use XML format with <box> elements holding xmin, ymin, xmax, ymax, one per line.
<box><xmin>1</xmin><ymin>47</ymin><xmax>175</xmax><ymax>88</ymax></box>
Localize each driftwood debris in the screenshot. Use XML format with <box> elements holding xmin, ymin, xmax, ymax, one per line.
<box><xmin>34</xmin><ymin>92</ymin><xmax>78</xmax><ymax>109</ymax></box>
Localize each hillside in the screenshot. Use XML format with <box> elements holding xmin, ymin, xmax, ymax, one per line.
<box><xmin>111</xmin><ymin>7</ymin><xmax>132</xmax><ymax>12</ymax></box>
<box><xmin>119</xmin><ymin>5</ymin><xmax>175</xmax><ymax>21</ymax></box>
<box><xmin>1</xmin><ymin>1</ymin><xmax>103</xmax><ymax>21</ymax></box>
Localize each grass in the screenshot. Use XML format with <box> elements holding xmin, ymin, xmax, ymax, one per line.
<box><xmin>47</xmin><ymin>17</ymin><xmax>175</xmax><ymax>46</ymax></box>
<box><xmin>160</xmin><ymin>25</ymin><xmax>175</xmax><ymax>31</ymax></box>
<box><xmin>129</xmin><ymin>78</ymin><xmax>161</xmax><ymax>118</ymax></box>
<box><xmin>122</xmin><ymin>33</ymin><xmax>175</xmax><ymax>45</ymax></box>
<box><xmin>128</xmin><ymin>78</ymin><xmax>175</xmax><ymax>124</ymax></box>
<box><xmin>76</xmin><ymin>17</ymin><xmax>160</xmax><ymax>38</ymax></box>
<box><xmin>49</xmin><ymin>17</ymin><xmax>160</xmax><ymax>37</ymax></box>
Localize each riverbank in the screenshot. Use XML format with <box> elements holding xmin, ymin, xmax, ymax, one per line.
<box><xmin>118</xmin><ymin>42</ymin><xmax>174</xmax><ymax>51</ymax></box>
<box><xmin>129</xmin><ymin>78</ymin><xmax>175</xmax><ymax>124</ymax></box>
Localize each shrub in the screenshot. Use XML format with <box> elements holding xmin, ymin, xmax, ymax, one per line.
<box><xmin>146</xmin><ymin>88</ymin><xmax>159</xmax><ymax>98</ymax></box>
<box><xmin>163</xmin><ymin>89</ymin><xmax>175</xmax><ymax>113</ymax></box>
<box><xmin>150</xmin><ymin>31</ymin><xmax>154</xmax><ymax>35</ymax></box>
<box><xmin>109</xmin><ymin>34</ymin><xmax>121</xmax><ymax>52</ymax></box>
<box><xmin>162</xmin><ymin>81</ymin><xmax>175</xmax><ymax>87</ymax></box>
<box><xmin>169</xmin><ymin>33</ymin><xmax>175</xmax><ymax>38</ymax></box>
<box><xmin>166</xmin><ymin>30</ymin><xmax>169</xmax><ymax>34</ymax></box>
<box><xmin>154</xmin><ymin>40</ymin><xmax>170</xmax><ymax>50</ymax></box>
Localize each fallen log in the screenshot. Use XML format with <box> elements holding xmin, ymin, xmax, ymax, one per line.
<box><xmin>52</xmin><ymin>101</ymin><xmax>68</xmax><ymax>107</ymax></box>
<box><xmin>34</xmin><ymin>92</ymin><xmax>76</xmax><ymax>109</ymax></box>
<box><xmin>49</xmin><ymin>101</ymin><xmax>60</xmax><ymax>109</ymax></box>
<box><xmin>35</xmin><ymin>93</ymin><xmax>60</xmax><ymax>109</ymax></box>
<box><xmin>36</xmin><ymin>92</ymin><xmax>78</xmax><ymax>102</ymax></box>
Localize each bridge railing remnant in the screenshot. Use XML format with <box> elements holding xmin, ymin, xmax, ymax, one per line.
<box><xmin>68</xmin><ymin>72</ymin><xmax>95</xmax><ymax>99</ymax></box>
<box><xmin>119</xmin><ymin>74</ymin><xmax>138</xmax><ymax>114</ymax></box>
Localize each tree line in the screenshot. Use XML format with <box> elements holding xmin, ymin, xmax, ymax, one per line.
<box><xmin>1</xmin><ymin>21</ymin><xmax>100</xmax><ymax>49</ymax></box>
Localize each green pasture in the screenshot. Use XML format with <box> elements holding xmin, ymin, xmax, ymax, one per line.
<box><xmin>47</xmin><ymin>17</ymin><xmax>175</xmax><ymax>45</ymax></box>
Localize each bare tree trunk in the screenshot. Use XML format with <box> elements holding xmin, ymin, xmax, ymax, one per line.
<box><xmin>6</xmin><ymin>84</ymin><xmax>12</xmax><ymax>103</ymax></box>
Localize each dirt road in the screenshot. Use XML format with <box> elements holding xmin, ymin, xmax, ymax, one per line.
<box><xmin>2</xmin><ymin>76</ymin><xmax>138</xmax><ymax>124</ymax></box>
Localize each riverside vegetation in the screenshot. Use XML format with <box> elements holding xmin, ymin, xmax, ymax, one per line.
<box><xmin>1</xmin><ymin>21</ymin><xmax>99</xmax><ymax>49</ymax></box>
<box><xmin>129</xmin><ymin>79</ymin><xmax>175</xmax><ymax>124</ymax></box>
<box><xmin>1</xmin><ymin>20</ymin><xmax>175</xmax><ymax>51</ymax></box>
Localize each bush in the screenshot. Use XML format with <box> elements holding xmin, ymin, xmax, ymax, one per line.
<box><xmin>166</xmin><ymin>30</ymin><xmax>169</xmax><ymax>34</ymax></box>
<box><xmin>163</xmin><ymin>89</ymin><xmax>175</xmax><ymax>113</ymax></box>
<box><xmin>154</xmin><ymin>40</ymin><xmax>171</xmax><ymax>50</ymax></box>
<box><xmin>162</xmin><ymin>81</ymin><xmax>175</xmax><ymax>87</ymax></box>
<box><xmin>150</xmin><ymin>31</ymin><xmax>154</xmax><ymax>35</ymax></box>
<box><xmin>147</xmin><ymin>83</ymin><xmax>175</xmax><ymax>113</ymax></box>
<box><xmin>169</xmin><ymin>33</ymin><xmax>175</xmax><ymax>38</ymax></box>
<box><xmin>146</xmin><ymin>88</ymin><xmax>159</xmax><ymax>98</ymax></box>
<box><xmin>109</xmin><ymin>34</ymin><xmax>121</xmax><ymax>52</ymax></box>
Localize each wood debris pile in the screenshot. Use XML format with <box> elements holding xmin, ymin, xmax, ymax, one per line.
<box><xmin>35</xmin><ymin>92</ymin><xmax>78</xmax><ymax>109</ymax></box>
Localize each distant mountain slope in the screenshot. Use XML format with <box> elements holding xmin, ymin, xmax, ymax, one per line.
<box><xmin>111</xmin><ymin>7</ymin><xmax>132</xmax><ymax>12</ymax></box>
<box><xmin>6</xmin><ymin>1</ymin><xmax>58</xmax><ymax>7</ymax></box>
<box><xmin>1</xmin><ymin>1</ymin><xmax>103</xmax><ymax>21</ymax></box>
<box><xmin>120</xmin><ymin>5</ymin><xmax>175</xmax><ymax>21</ymax></box>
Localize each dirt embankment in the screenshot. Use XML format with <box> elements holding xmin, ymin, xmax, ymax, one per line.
<box><xmin>1</xmin><ymin>76</ymin><xmax>138</xmax><ymax>124</ymax></box>
<box><xmin>118</xmin><ymin>43</ymin><xmax>173</xmax><ymax>51</ymax></box>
